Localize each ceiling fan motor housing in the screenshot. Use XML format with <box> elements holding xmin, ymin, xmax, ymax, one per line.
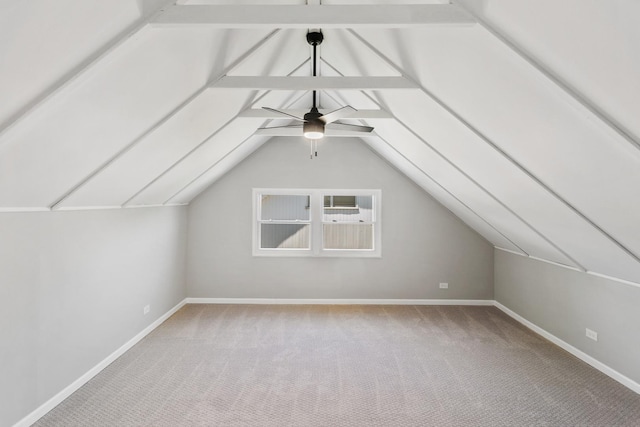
<box><xmin>303</xmin><ymin>107</ymin><xmax>325</xmax><ymax>139</ymax></box>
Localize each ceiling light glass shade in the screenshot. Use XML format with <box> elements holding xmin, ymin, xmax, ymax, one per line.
<box><xmin>303</xmin><ymin>120</ymin><xmax>324</xmax><ymax>140</ymax></box>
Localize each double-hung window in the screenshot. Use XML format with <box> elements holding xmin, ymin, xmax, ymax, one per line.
<box><xmin>253</xmin><ymin>189</ymin><xmax>381</xmax><ymax>257</ymax></box>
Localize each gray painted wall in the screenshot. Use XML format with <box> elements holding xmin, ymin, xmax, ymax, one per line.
<box><xmin>0</xmin><ymin>206</ymin><xmax>188</xmax><ymax>427</ymax></box>
<box><xmin>187</xmin><ymin>137</ymin><xmax>493</xmax><ymax>300</ymax></box>
<box><xmin>495</xmin><ymin>249</ymin><xmax>640</xmax><ymax>385</ymax></box>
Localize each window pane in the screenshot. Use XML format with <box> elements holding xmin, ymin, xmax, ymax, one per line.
<box><xmin>333</xmin><ymin>195</ymin><xmax>356</xmax><ymax>207</ymax></box>
<box><xmin>323</xmin><ymin>224</ymin><xmax>373</xmax><ymax>250</ymax></box>
<box><xmin>260</xmin><ymin>195</ymin><xmax>309</xmax><ymax>221</ymax></box>
<box><xmin>323</xmin><ymin>195</ymin><xmax>373</xmax><ymax>222</ymax></box>
<box><xmin>261</xmin><ymin>224</ymin><xmax>310</xmax><ymax>249</ymax></box>
<box><xmin>324</xmin><ymin>195</ymin><xmax>357</xmax><ymax>208</ymax></box>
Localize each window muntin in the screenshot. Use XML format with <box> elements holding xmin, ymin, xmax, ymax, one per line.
<box><xmin>253</xmin><ymin>189</ymin><xmax>381</xmax><ymax>257</ymax></box>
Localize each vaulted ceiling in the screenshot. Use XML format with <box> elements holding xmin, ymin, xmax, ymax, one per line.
<box><xmin>1</xmin><ymin>0</ymin><xmax>639</xmax><ymax>284</ymax></box>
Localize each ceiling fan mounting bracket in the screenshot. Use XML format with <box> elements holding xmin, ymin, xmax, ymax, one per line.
<box><xmin>306</xmin><ymin>31</ymin><xmax>324</xmax><ymax>46</ymax></box>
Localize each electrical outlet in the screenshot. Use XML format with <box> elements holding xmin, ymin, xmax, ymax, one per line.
<box><xmin>586</xmin><ymin>328</ymin><xmax>598</xmax><ymax>341</ymax></box>
<box><xmin>143</xmin><ymin>305</ymin><xmax>150</xmax><ymax>315</ymax></box>
<box><xmin>439</xmin><ymin>282</ymin><xmax>449</xmax><ymax>289</ymax></box>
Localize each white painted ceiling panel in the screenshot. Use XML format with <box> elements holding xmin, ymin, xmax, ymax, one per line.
<box><xmin>0</xmin><ymin>27</ymin><xmax>249</xmax><ymax>207</ymax></box>
<box><xmin>319</xmin><ymin>30</ymin><xmax>399</xmax><ymax>77</ymax></box>
<box><xmin>0</xmin><ymin>0</ymin><xmax>140</xmax><ymax>125</ymax></box>
<box><xmin>463</xmin><ymin>0</ymin><xmax>640</xmax><ymax>140</ymax></box>
<box><xmin>229</xmin><ymin>29</ymin><xmax>310</xmax><ymax>77</ymax></box>
<box><xmin>127</xmin><ymin>118</ymin><xmax>267</xmax><ymax>206</ymax></box>
<box><xmin>362</xmin><ymin>136</ymin><xmax>525</xmax><ymax>254</ymax></box>
<box><xmin>170</xmin><ymin>136</ymin><xmax>270</xmax><ymax>205</ymax></box>
<box><xmin>355</xmin><ymin>23</ymin><xmax>640</xmax><ymax>270</ymax></box>
<box><xmin>57</xmin><ymin>88</ymin><xmax>259</xmax><ymax>208</ymax></box>
<box><xmin>369</xmin><ymin>117</ymin><xmax>579</xmax><ymax>268</ymax></box>
<box><xmin>373</xmin><ymin>90</ymin><xmax>640</xmax><ymax>282</ymax></box>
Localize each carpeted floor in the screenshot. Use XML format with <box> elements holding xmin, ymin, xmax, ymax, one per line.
<box><xmin>35</xmin><ymin>304</ymin><xmax>640</xmax><ymax>426</ymax></box>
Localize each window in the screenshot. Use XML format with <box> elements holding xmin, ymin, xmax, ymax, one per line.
<box><xmin>253</xmin><ymin>189</ymin><xmax>381</xmax><ymax>257</ymax></box>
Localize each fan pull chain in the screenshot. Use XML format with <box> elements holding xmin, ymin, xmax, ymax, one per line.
<box><xmin>308</xmin><ymin>139</ymin><xmax>319</xmax><ymax>159</ymax></box>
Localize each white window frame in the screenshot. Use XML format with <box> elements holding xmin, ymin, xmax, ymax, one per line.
<box><xmin>253</xmin><ymin>188</ymin><xmax>381</xmax><ymax>258</ymax></box>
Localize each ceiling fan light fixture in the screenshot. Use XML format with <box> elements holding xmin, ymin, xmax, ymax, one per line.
<box><xmin>303</xmin><ymin>120</ymin><xmax>325</xmax><ymax>139</ymax></box>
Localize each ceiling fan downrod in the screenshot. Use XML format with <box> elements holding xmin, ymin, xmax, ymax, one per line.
<box><xmin>307</xmin><ymin>31</ymin><xmax>323</xmax><ymax>108</ymax></box>
<box><xmin>303</xmin><ymin>31</ymin><xmax>325</xmax><ymax>140</ymax></box>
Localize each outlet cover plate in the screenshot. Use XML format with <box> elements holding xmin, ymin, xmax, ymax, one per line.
<box><xmin>586</xmin><ymin>328</ymin><xmax>598</xmax><ymax>341</ymax></box>
<box><xmin>439</xmin><ymin>282</ymin><xmax>449</xmax><ymax>289</ymax></box>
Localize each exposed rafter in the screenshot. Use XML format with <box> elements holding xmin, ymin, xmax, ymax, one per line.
<box><xmin>213</xmin><ymin>76</ymin><xmax>418</xmax><ymax>90</ymax></box>
<box><xmin>151</xmin><ymin>4</ymin><xmax>475</xmax><ymax>28</ymax></box>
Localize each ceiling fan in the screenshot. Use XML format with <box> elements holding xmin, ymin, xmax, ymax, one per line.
<box><xmin>258</xmin><ymin>31</ymin><xmax>374</xmax><ymax>141</ymax></box>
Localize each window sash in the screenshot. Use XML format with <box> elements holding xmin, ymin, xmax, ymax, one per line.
<box><xmin>253</xmin><ymin>188</ymin><xmax>381</xmax><ymax>257</ymax></box>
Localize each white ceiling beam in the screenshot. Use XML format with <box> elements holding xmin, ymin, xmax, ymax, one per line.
<box><xmin>151</xmin><ymin>4</ymin><xmax>475</xmax><ymax>28</ymax></box>
<box><xmin>213</xmin><ymin>76</ymin><xmax>417</xmax><ymax>90</ymax></box>
<box><xmin>239</xmin><ymin>108</ymin><xmax>393</xmax><ymax>120</ymax></box>
<box><xmin>0</xmin><ymin>0</ymin><xmax>176</xmax><ymax>146</ymax></box>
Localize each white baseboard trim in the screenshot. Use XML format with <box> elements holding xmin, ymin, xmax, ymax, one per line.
<box><xmin>13</xmin><ymin>298</ymin><xmax>188</xmax><ymax>427</ymax></box>
<box><xmin>14</xmin><ymin>297</ymin><xmax>639</xmax><ymax>427</ymax></box>
<box><xmin>494</xmin><ymin>301</ymin><xmax>640</xmax><ymax>395</ymax></box>
<box><xmin>185</xmin><ymin>297</ymin><xmax>494</xmax><ymax>306</ymax></box>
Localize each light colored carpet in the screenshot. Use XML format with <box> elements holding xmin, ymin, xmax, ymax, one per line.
<box><xmin>35</xmin><ymin>304</ymin><xmax>640</xmax><ymax>426</ymax></box>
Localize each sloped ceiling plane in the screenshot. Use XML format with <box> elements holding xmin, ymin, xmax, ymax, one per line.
<box><xmin>1</xmin><ymin>0</ymin><xmax>639</xmax><ymax>284</ymax></box>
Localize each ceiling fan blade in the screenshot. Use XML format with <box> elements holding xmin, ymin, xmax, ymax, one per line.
<box><xmin>255</xmin><ymin>125</ymin><xmax>303</xmax><ymax>136</ymax></box>
<box><xmin>326</xmin><ymin>122</ymin><xmax>374</xmax><ymax>133</ymax></box>
<box><xmin>262</xmin><ymin>107</ymin><xmax>305</xmax><ymax>121</ymax></box>
<box><xmin>319</xmin><ymin>105</ymin><xmax>357</xmax><ymax>124</ymax></box>
<box><xmin>257</xmin><ymin>124</ymin><xmax>302</xmax><ymax>130</ymax></box>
